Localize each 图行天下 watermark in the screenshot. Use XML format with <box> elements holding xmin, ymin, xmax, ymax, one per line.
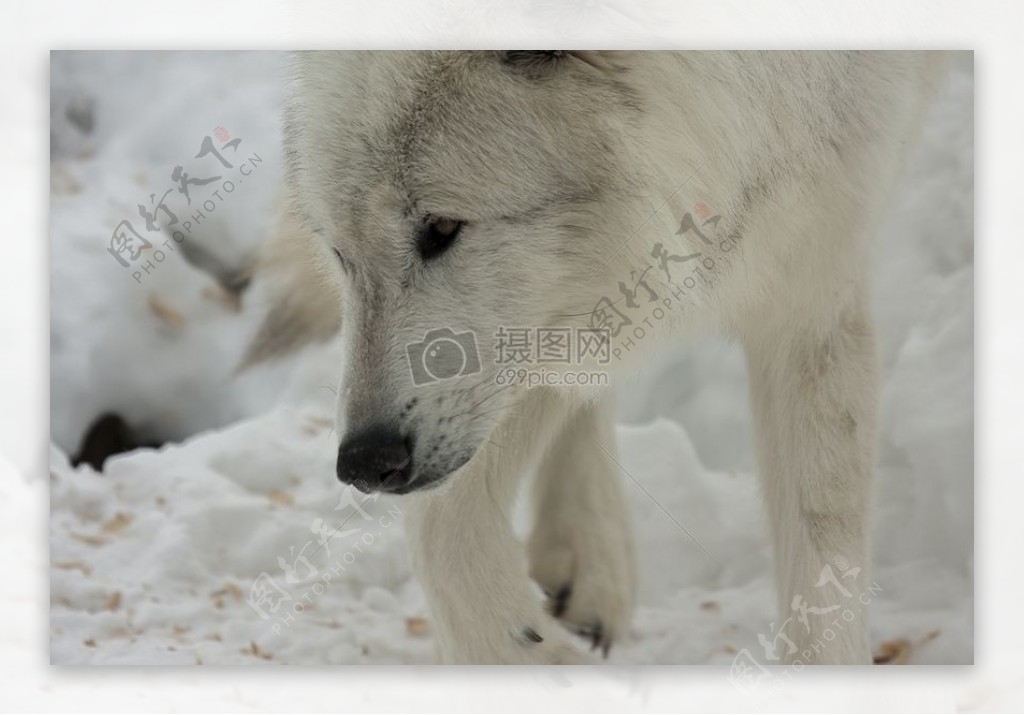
<box><xmin>729</xmin><ymin>554</ymin><xmax>882</xmax><ymax>702</ymax></box>
<box><xmin>107</xmin><ymin>127</ymin><xmax>264</xmax><ymax>284</ymax></box>
<box><xmin>246</xmin><ymin>481</ymin><xmax>402</xmax><ymax>635</ymax></box>
<box><xmin>588</xmin><ymin>202</ymin><xmax>739</xmax><ymax>361</ymax></box>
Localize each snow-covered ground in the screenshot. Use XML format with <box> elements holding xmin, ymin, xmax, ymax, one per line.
<box><xmin>48</xmin><ymin>51</ymin><xmax>973</xmax><ymax>665</ymax></box>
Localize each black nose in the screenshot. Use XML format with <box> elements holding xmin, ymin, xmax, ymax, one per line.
<box><xmin>336</xmin><ymin>425</ymin><xmax>413</xmax><ymax>493</ymax></box>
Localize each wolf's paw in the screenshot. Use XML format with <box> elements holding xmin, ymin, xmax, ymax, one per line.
<box><xmin>437</xmin><ymin>619</ymin><xmax>595</xmax><ymax>664</ymax></box>
<box><xmin>515</xmin><ymin>627</ymin><xmax>597</xmax><ymax>665</ymax></box>
<box><xmin>527</xmin><ymin>512</ymin><xmax>636</xmax><ymax>657</ymax></box>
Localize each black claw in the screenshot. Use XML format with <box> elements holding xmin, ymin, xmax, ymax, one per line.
<box><xmin>589</xmin><ymin>623</ymin><xmax>604</xmax><ymax>652</ymax></box>
<box><xmin>601</xmin><ymin>639</ymin><xmax>611</xmax><ymax>659</ymax></box>
<box><xmin>552</xmin><ymin>584</ymin><xmax>572</xmax><ymax>618</ymax></box>
<box><xmin>520</xmin><ymin>627</ymin><xmax>544</xmax><ymax>644</ymax></box>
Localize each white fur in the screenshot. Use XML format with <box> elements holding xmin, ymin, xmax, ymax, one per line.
<box><xmin>264</xmin><ymin>51</ymin><xmax>948</xmax><ymax>663</ymax></box>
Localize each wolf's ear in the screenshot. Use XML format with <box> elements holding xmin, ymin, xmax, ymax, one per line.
<box><xmin>236</xmin><ymin>200</ymin><xmax>342</xmax><ymax>373</ymax></box>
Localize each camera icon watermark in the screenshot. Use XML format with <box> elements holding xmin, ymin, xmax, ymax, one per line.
<box><xmin>406</xmin><ymin>328</ymin><xmax>482</xmax><ymax>386</ymax></box>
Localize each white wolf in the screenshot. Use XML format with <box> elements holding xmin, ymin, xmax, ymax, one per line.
<box><xmin>246</xmin><ymin>51</ymin><xmax>946</xmax><ymax>664</ymax></box>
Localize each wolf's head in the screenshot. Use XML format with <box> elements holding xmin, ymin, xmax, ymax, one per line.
<box><xmin>284</xmin><ymin>51</ymin><xmax>647</xmax><ymax>494</ymax></box>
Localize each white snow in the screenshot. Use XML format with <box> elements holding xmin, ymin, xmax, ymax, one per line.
<box><xmin>49</xmin><ymin>51</ymin><xmax>973</xmax><ymax>665</ymax></box>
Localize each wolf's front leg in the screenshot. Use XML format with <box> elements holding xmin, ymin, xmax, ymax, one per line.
<box><xmin>744</xmin><ymin>297</ymin><xmax>878</xmax><ymax>665</ymax></box>
<box><xmin>403</xmin><ymin>388</ymin><xmax>590</xmax><ymax>664</ymax></box>
<box><xmin>527</xmin><ymin>390</ymin><xmax>636</xmax><ymax>656</ymax></box>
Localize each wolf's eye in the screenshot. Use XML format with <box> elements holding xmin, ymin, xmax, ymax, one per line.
<box><xmin>417</xmin><ymin>217</ymin><xmax>464</xmax><ymax>261</ymax></box>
